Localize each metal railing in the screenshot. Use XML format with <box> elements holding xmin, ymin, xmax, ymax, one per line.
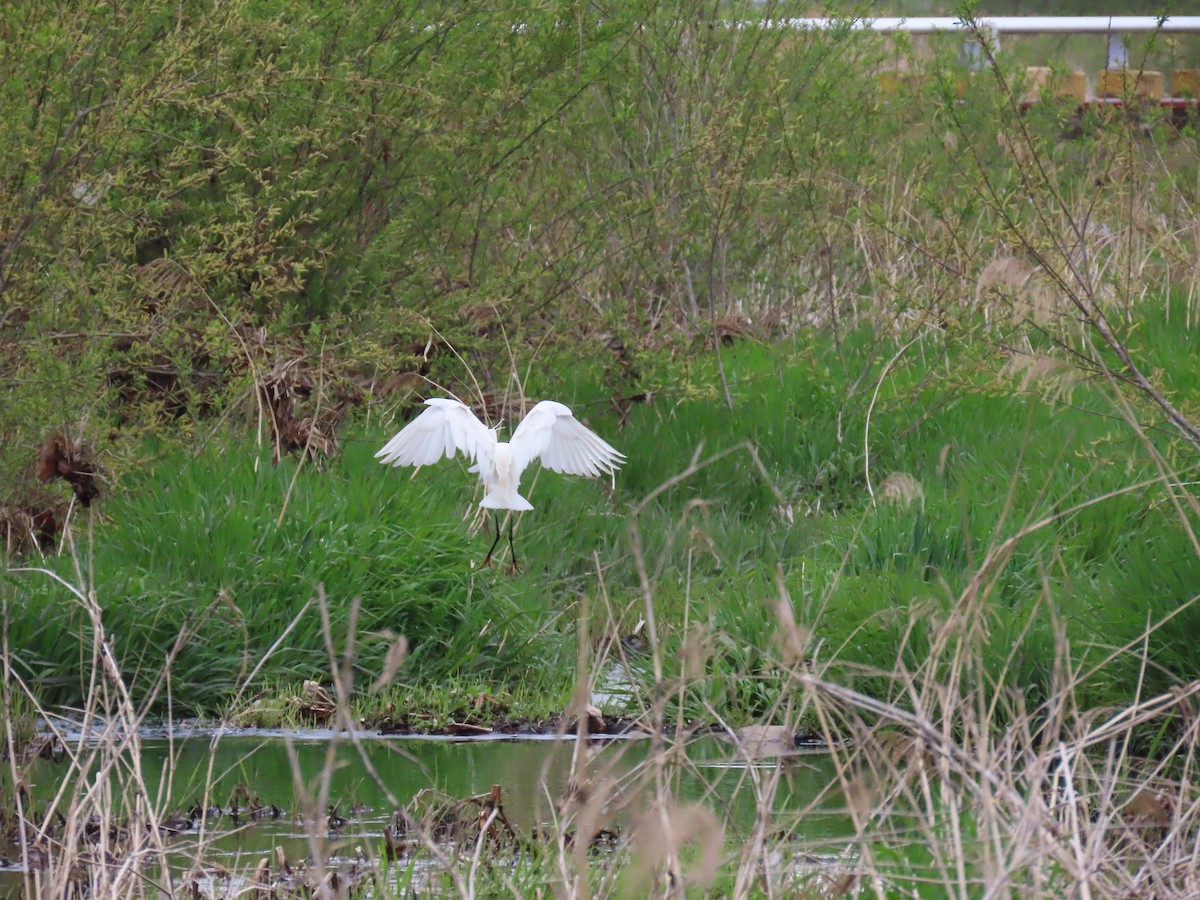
<box><xmin>757</xmin><ymin>16</ymin><xmax>1200</xmax><ymax>68</ymax></box>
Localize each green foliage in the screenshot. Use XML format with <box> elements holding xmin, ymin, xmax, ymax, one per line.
<box><xmin>6</xmin><ymin>298</ymin><xmax>1200</xmax><ymax>732</ymax></box>
<box><xmin>0</xmin><ymin>0</ymin><xmax>905</xmax><ymax>488</ymax></box>
<box><xmin>581</xmin><ymin>317</ymin><xmax>1200</xmax><ymax>728</ymax></box>
<box><xmin>4</xmin><ymin>433</ymin><xmax>568</xmax><ymax>713</ymax></box>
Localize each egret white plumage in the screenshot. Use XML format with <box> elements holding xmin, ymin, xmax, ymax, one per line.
<box><xmin>376</xmin><ymin>398</ymin><xmax>625</xmax><ymax>571</ymax></box>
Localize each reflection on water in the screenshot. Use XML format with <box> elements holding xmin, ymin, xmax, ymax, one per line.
<box><xmin>10</xmin><ymin>729</ymin><xmax>850</xmax><ymax>887</ymax></box>
<box><xmin>141</xmin><ymin>734</ymin><xmax>597</xmax><ymax>866</ymax></box>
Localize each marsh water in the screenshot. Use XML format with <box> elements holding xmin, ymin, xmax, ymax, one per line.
<box><xmin>5</xmin><ymin>727</ymin><xmax>850</xmax><ymax>891</ymax></box>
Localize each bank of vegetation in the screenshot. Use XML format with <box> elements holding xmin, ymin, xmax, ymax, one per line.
<box><xmin>4</xmin><ymin>1</ymin><xmax>1200</xmax><ymax>895</ymax></box>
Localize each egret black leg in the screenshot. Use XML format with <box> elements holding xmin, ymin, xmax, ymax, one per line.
<box><xmin>506</xmin><ymin>517</ymin><xmax>521</xmax><ymax>575</ymax></box>
<box><xmin>482</xmin><ymin>512</ymin><xmax>502</xmax><ymax>568</ymax></box>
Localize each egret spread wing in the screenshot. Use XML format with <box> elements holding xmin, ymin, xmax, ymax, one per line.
<box><xmin>376</xmin><ymin>398</ymin><xmax>495</xmax><ymax>468</ymax></box>
<box><xmin>510</xmin><ymin>400</ymin><xmax>625</xmax><ymax>477</ymax></box>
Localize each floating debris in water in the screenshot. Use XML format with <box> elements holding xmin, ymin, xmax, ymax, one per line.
<box><xmin>291</xmin><ymin>680</ymin><xmax>337</xmax><ymax>723</ymax></box>
<box><xmin>388</xmin><ymin>783</ymin><xmax>523</xmax><ymax>859</ymax></box>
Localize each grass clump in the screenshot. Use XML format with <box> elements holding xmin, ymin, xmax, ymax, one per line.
<box><xmin>5</xmin><ymin>434</ymin><xmax>572</xmax><ymax>716</ymax></box>
<box><xmin>582</xmin><ymin>316</ymin><xmax>1200</xmax><ymax>732</ymax></box>
<box><xmin>8</xmin><ymin>302</ymin><xmax>1200</xmax><ymax>736</ymax></box>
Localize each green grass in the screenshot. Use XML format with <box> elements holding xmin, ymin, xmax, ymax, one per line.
<box><xmin>6</xmin><ymin>305</ymin><xmax>1200</xmax><ymax>727</ymax></box>
<box><xmin>5</xmin><ymin>435</ymin><xmax>573</xmax><ymax>714</ymax></box>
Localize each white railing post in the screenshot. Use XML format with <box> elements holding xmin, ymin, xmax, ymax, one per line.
<box><xmin>963</xmin><ymin>20</ymin><xmax>999</xmax><ymax>71</ymax></box>
<box><xmin>1107</xmin><ymin>33</ymin><xmax>1127</xmax><ymax>69</ymax></box>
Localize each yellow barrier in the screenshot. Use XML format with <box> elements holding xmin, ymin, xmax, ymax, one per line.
<box><xmin>1096</xmin><ymin>68</ymin><xmax>1164</xmax><ymax>99</ymax></box>
<box><xmin>1174</xmin><ymin>69</ymin><xmax>1200</xmax><ymax>98</ymax></box>
<box><xmin>877</xmin><ymin>66</ymin><xmax>1198</xmax><ymax>108</ymax></box>
<box><xmin>1023</xmin><ymin>67</ymin><xmax>1088</xmax><ymax>103</ymax></box>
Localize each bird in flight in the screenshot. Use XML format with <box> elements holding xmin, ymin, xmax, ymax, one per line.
<box><xmin>377</xmin><ymin>398</ymin><xmax>625</xmax><ymax>572</ymax></box>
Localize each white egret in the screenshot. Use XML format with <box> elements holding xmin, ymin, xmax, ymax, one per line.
<box><xmin>376</xmin><ymin>398</ymin><xmax>625</xmax><ymax>571</ymax></box>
